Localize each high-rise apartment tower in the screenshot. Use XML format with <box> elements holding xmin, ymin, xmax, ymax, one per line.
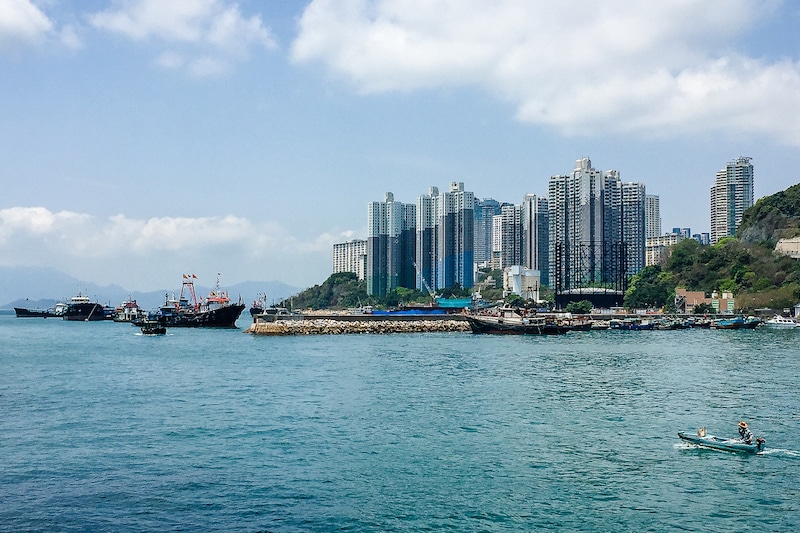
<box><xmin>710</xmin><ymin>157</ymin><xmax>754</xmax><ymax>244</ymax></box>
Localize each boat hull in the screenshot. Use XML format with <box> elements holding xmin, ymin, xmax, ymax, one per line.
<box><xmin>140</xmin><ymin>322</ymin><xmax>167</xmax><ymax>335</ymax></box>
<box><xmin>678</xmin><ymin>432</ymin><xmax>764</xmax><ymax>453</ymax></box>
<box><xmin>465</xmin><ymin>315</ymin><xmax>567</xmax><ymax>335</ymax></box>
<box><xmin>712</xmin><ymin>317</ymin><xmax>761</xmax><ymax>329</ymax></box>
<box><xmin>143</xmin><ymin>303</ymin><xmax>246</xmax><ymax>328</ymax></box>
<box><xmin>14</xmin><ymin>307</ymin><xmax>59</xmax><ymax>318</ymax></box>
<box><xmin>63</xmin><ymin>302</ymin><xmax>106</xmax><ymax>321</ymax></box>
<box><xmin>763</xmin><ymin>316</ymin><xmax>798</xmax><ymax>329</ymax></box>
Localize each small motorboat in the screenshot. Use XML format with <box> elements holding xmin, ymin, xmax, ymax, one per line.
<box><xmin>763</xmin><ymin>315</ymin><xmax>798</xmax><ymax>329</ymax></box>
<box><xmin>140</xmin><ymin>321</ymin><xmax>167</xmax><ymax>335</ymax></box>
<box><xmin>678</xmin><ymin>430</ymin><xmax>765</xmax><ymax>453</ymax></box>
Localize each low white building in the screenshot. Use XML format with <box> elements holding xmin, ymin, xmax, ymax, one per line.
<box><xmin>333</xmin><ymin>239</ymin><xmax>367</xmax><ymax>280</ymax></box>
<box><xmin>504</xmin><ymin>266</ymin><xmax>540</xmax><ymax>301</ymax></box>
<box><xmin>646</xmin><ymin>233</ymin><xmax>685</xmax><ymax>266</ymax></box>
<box><xmin>776</xmin><ymin>237</ymin><xmax>800</xmax><ymax>259</ymax></box>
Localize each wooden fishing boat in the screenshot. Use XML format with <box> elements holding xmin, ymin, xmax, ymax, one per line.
<box><xmin>464</xmin><ymin>314</ymin><xmax>567</xmax><ymax>335</ymax></box>
<box><xmin>678</xmin><ymin>431</ymin><xmax>765</xmax><ymax>453</ymax></box>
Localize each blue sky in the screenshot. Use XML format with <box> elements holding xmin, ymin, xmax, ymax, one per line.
<box><xmin>2</xmin><ymin>0</ymin><xmax>800</xmax><ymax>292</ymax></box>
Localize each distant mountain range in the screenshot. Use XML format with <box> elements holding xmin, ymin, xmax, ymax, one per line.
<box><xmin>0</xmin><ymin>266</ymin><xmax>302</xmax><ymax>311</ymax></box>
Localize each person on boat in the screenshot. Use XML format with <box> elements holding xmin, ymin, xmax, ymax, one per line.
<box><xmin>738</xmin><ymin>421</ymin><xmax>754</xmax><ymax>444</ymax></box>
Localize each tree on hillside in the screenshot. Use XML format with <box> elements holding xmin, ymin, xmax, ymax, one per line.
<box><xmin>738</xmin><ymin>182</ymin><xmax>800</xmax><ymax>243</ymax></box>
<box><xmin>624</xmin><ymin>265</ymin><xmax>673</xmax><ymax>309</ymax></box>
<box><xmin>565</xmin><ymin>300</ymin><xmax>592</xmax><ymax>314</ymax></box>
<box><xmin>287</xmin><ymin>272</ymin><xmax>372</xmax><ymax>310</ymax></box>
<box><xmin>693</xmin><ymin>303</ymin><xmax>715</xmax><ymax>314</ymax></box>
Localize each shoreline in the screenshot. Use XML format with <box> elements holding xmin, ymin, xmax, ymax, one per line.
<box><xmin>244</xmin><ymin>311</ymin><xmax>771</xmax><ymax>335</ymax></box>
<box><xmin>246</xmin><ymin>316</ymin><xmax>469</xmax><ymax>335</ymax></box>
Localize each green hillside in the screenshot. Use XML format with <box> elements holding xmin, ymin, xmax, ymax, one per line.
<box><xmin>282</xmin><ymin>271</ymin><xmax>491</xmax><ymax>311</ymax></box>
<box><xmin>737</xmin><ymin>182</ymin><xmax>800</xmax><ymax>244</ymax></box>
<box><xmin>627</xmin><ymin>182</ymin><xmax>800</xmax><ymax>311</ymax></box>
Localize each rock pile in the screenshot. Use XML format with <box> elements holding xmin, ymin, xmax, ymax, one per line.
<box><xmin>246</xmin><ymin>318</ymin><xmax>470</xmax><ymax>335</ymax></box>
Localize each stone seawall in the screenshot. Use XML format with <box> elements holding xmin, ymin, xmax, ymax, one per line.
<box><xmin>246</xmin><ymin>317</ymin><xmax>470</xmax><ymax>335</ymax></box>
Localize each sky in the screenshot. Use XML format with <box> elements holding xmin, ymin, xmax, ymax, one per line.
<box><xmin>2</xmin><ymin>0</ymin><xmax>800</xmax><ymax>292</ymax></box>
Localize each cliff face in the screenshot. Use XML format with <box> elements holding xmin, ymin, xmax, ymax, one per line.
<box><xmin>738</xmin><ymin>183</ymin><xmax>800</xmax><ymax>244</ymax></box>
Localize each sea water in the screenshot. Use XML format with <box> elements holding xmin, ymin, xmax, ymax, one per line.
<box><xmin>1</xmin><ymin>312</ymin><xmax>799</xmax><ymax>531</ymax></box>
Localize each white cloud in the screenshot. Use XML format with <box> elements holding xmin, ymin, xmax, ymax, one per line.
<box><xmin>58</xmin><ymin>23</ymin><xmax>82</xmax><ymax>50</ymax></box>
<box><xmin>291</xmin><ymin>0</ymin><xmax>800</xmax><ymax>146</ymax></box>
<box><xmin>0</xmin><ymin>0</ymin><xmax>53</xmax><ymax>51</ymax></box>
<box><xmin>89</xmin><ymin>0</ymin><xmax>277</xmax><ymax>76</ymax></box>
<box><xmin>0</xmin><ymin>207</ymin><xmax>349</xmax><ymax>289</ymax></box>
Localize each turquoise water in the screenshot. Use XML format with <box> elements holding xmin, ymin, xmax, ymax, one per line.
<box><xmin>1</xmin><ymin>312</ymin><xmax>799</xmax><ymax>531</ymax></box>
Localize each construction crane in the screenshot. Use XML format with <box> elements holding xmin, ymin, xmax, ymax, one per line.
<box><xmin>412</xmin><ymin>261</ymin><xmax>436</xmax><ymax>300</ymax></box>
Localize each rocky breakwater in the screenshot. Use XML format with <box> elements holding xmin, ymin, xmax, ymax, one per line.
<box><xmin>246</xmin><ymin>315</ymin><xmax>470</xmax><ymax>335</ymax></box>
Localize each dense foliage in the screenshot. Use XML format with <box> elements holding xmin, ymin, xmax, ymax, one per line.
<box><xmin>624</xmin><ymin>236</ymin><xmax>800</xmax><ymax>311</ymax></box>
<box><xmin>281</xmin><ymin>272</ymin><xmax>371</xmax><ymax>310</ymax></box>
<box><xmin>283</xmin><ymin>272</ymin><xmax>469</xmax><ymax>310</ymax></box>
<box><xmin>738</xmin><ymin>182</ymin><xmax>800</xmax><ymax>244</ymax></box>
<box><xmin>624</xmin><ymin>183</ymin><xmax>800</xmax><ymax>311</ymax></box>
<box><xmin>623</xmin><ymin>266</ymin><xmax>673</xmax><ymax>309</ymax></box>
<box><xmin>565</xmin><ymin>300</ymin><xmax>593</xmax><ymax>314</ymax></box>
<box><xmin>284</xmin><ymin>269</ymin><xmax>527</xmax><ymax>310</ymax></box>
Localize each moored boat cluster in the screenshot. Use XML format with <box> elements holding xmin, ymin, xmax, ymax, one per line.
<box><xmin>245</xmin><ymin>307</ymin><xmax>784</xmax><ymax>336</ymax></box>
<box><xmin>14</xmin><ymin>274</ymin><xmax>246</xmax><ymax>332</ymax></box>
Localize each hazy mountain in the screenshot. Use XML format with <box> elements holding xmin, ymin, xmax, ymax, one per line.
<box><xmin>0</xmin><ymin>266</ymin><xmax>303</xmax><ymax>311</ymax></box>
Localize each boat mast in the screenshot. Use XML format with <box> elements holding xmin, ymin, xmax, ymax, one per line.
<box><xmin>180</xmin><ymin>274</ymin><xmax>199</xmax><ymax>309</ymax></box>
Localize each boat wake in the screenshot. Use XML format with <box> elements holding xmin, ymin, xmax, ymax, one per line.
<box><xmin>675</xmin><ymin>442</ymin><xmax>800</xmax><ymax>457</ymax></box>
<box><xmin>757</xmin><ymin>448</ymin><xmax>800</xmax><ymax>458</ymax></box>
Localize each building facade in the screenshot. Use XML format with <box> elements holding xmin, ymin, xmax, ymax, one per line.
<box><xmin>492</xmin><ymin>203</ymin><xmax>523</xmax><ymax>271</ymax></box>
<box><xmin>503</xmin><ymin>265</ymin><xmax>541</xmax><ymax>301</ymax></box>
<box><xmin>675</xmin><ymin>288</ymin><xmax>735</xmax><ymax>313</ymax></box>
<box><xmin>548</xmin><ymin>158</ymin><xmax>605</xmax><ymax>290</ymax></box>
<box><xmin>645</xmin><ymin>194</ymin><xmax>661</xmax><ymax>239</ymax></box>
<box><xmin>333</xmin><ymin>239</ymin><xmax>367</xmax><ymax>280</ymax></box>
<box><xmin>710</xmin><ymin>156</ymin><xmax>754</xmax><ymax>244</ymax></box>
<box><xmin>473</xmin><ymin>198</ymin><xmax>502</xmax><ymax>266</ymax></box>
<box><xmin>645</xmin><ymin>233</ymin><xmax>684</xmax><ymax>267</ymax></box>
<box><xmin>775</xmin><ymin>237</ymin><xmax>800</xmax><ymax>259</ymax></box>
<box><xmin>416</xmin><ymin>182</ymin><xmax>475</xmax><ymax>292</ymax></box>
<box><xmin>548</xmin><ymin>158</ymin><xmax>644</xmax><ymax>292</ymax></box>
<box><xmin>521</xmin><ymin>194</ymin><xmax>550</xmax><ymax>286</ymax></box>
<box><xmin>693</xmin><ymin>233</ymin><xmax>710</xmax><ymax>245</ymax></box>
<box><xmin>620</xmin><ymin>181</ymin><xmax>646</xmax><ymax>276</ymax></box>
<box><xmin>366</xmin><ymin>192</ymin><xmax>416</xmax><ymax>296</ymax></box>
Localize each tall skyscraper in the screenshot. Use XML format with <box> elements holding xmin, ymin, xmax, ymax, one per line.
<box><xmin>491</xmin><ymin>203</ymin><xmax>522</xmax><ymax>270</ymax></box>
<box><xmin>620</xmin><ymin>181</ymin><xmax>646</xmax><ymax>276</ymax></box>
<box><xmin>521</xmin><ymin>194</ymin><xmax>549</xmax><ymax>286</ymax></box>
<box><xmin>600</xmin><ymin>171</ymin><xmax>646</xmax><ymax>278</ymax></box>
<box><xmin>710</xmin><ymin>156</ymin><xmax>754</xmax><ymax>244</ymax></box>
<box><xmin>548</xmin><ymin>158</ymin><xmax>645</xmax><ymax>292</ymax></box>
<box><xmin>416</xmin><ymin>182</ymin><xmax>475</xmax><ymax>292</ymax></box>
<box><xmin>367</xmin><ymin>192</ymin><xmax>416</xmax><ymax>296</ymax></box>
<box><xmin>473</xmin><ymin>198</ymin><xmax>502</xmax><ymax>265</ymax></box>
<box><xmin>548</xmin><ymin>158</ymin><xmax>605</xmax><ymax>289</ymax></box>
<box><xmin>645</xmin><ymin>195</ymin><xmax>661</xmax><ymax>239</ymax></box>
